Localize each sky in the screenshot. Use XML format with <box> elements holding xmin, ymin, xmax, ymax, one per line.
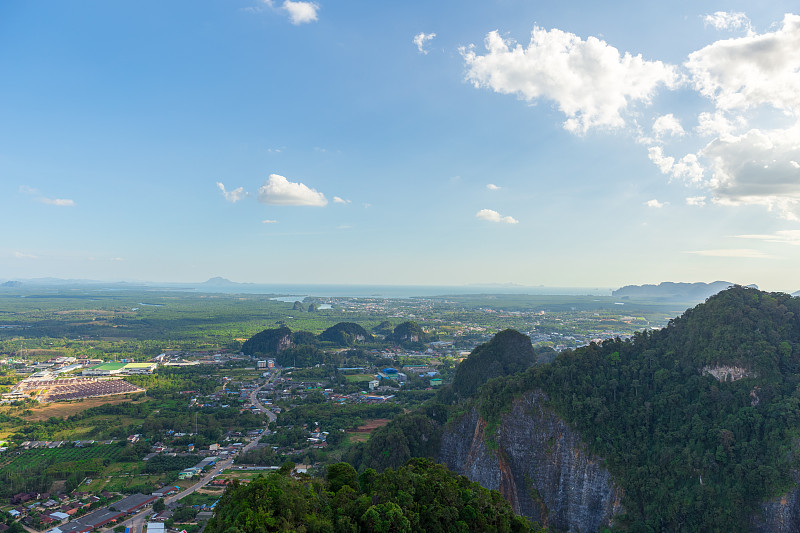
<box><xmin>2</xmin><ymin>1</ymin><xmax>800</xmax><ymax>291</ymax></box>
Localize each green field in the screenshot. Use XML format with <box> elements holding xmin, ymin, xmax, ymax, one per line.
<box><xmin>343</xmin><ymin>373</ymin><xmax>376</xmax><ymax>382</ymax></box>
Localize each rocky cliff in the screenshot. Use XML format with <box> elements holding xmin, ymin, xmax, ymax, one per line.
<box><xmin>753</xmin><ymin>475</ymin><xmax>800</xmax><ymax>533</ymax></box>
<box><xmin>439</xmin><ymin>390</ymin><xmax>623</xmax><ymax>532</ymax></box>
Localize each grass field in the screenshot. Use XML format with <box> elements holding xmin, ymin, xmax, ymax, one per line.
<box><xmin>8</xmin><ymin>395</ymin><xmax>143</xmax><ymax>422</ymax></box>
<box><xmin>343</xmin><ymin>374</ymin><xmax>376</xmax><ymax>382</ymax></box>
<box><xmin>344</xmin><ymin>418</ymin><xmax>390</xmax><ymax>444</ymax></box>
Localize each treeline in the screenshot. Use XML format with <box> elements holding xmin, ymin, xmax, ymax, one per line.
<box><xmin>206</xmin><ymin>458</ymin><xmax>545</xmax><ymax>533</ymax></box>
<box><xmin>277</xmin><ymin>402</ymin><xmax>403</xmax><ymax>432</ymax></box>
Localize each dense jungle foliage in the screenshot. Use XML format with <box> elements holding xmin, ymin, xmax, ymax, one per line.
<box><xmin>241</xmin><ymin>321</ymin><xmax>429</xmax><ymax>357</ymax></box>
<box><xmin>207</xmin><ymin>458</ymin><xmax>544</xmax><ymax>533</ymax></box>
<box><xmin>451</xmin><ymin>329</ymin><xmax>537</xmax><ymax>398</ymax></box>
<box><xmin>475</xmin><ymin>286</ymin><xmax>800</xmax><ymax>531</ymax></box>
<box><xmin>319</xmin><ymin>322</ymin><xmax>373</xmax><ymax>345</ymax></box>
<box><xmin>347</xmin><ymin>287</ymin><xmax>800</xmax><ymax>531</ymax></box>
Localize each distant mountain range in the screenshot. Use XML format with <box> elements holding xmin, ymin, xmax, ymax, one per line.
<box><xmin>612</xmin><ymin>281</ymin><xmax>758</xmax><ymax>302</ymax></box>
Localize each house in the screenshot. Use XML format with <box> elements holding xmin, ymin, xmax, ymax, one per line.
<box><xmin>112</xmin><ymin>493</ymin><xmax>158</xmax><ymax>514</ymax></box>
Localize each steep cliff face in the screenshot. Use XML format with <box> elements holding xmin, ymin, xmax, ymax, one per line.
<box><xmin>753</xmin><ymin>478</ymin><xmax>800</xmax><ymax>533</ymax></box>
<box><xmin>439</xmin><ymin>390</ymin><xmax>623</xmax><ymax>532</ymax></box>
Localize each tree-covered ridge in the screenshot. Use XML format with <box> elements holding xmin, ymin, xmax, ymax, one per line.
<box><xmin>344</xmin><ymin>403</ymin><xmax>450</xmax><ymax>472</ymax></box>
<box><xmin>241</xmin><ymin>320</ymin><xmax>430</xmax><ymax>354</ymax></box>
<box><xmin>320</xmin><ymin>322</ymin><xmax>373</xmax><ymax>345</ymax></box>
<box><xmin>241</xmin><ymin>325</ymin><xmax>293</xmax><ymax>355</ymax></box>
<box><xmin>343</xmin><ymin>330</ymin><xmax>540</xmax><ymax>473</ymax></box>
<box><xmin>206</xmin><ymin>458</ymin><xmax>545</xmax><ymax>533</ymax></box>
<box><xmin>387</xmin><ymin>321</ymin><xmax>427</xmax><ymax>348</ymax></box>
<box><xmin>474</xmin><ymin>286</ymin><xmax>800</xmax><ymax>531</ymax></box>
<box><xmin>451</xmin><ymin>329</ymin><xmax>538</xmax><ymax>398</ymax></box>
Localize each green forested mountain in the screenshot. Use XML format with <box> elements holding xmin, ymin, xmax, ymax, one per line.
<box><xmin>451</xmin><ymin>329</ymin><xmax>537</xmax><ymax>398</ymax></box>
<box><xmin>348</xmin><ymin>287</ymin><xmax>800</xmax><ymax>531</ymax></box>
<box><xmin>320</xmin><ymin>322</ymin><xmax>373</xmax><ymax>345</ymax></box>
<box><xmin>388</xmin><ymin>321</ymin><xmax>427</xmax><ymax>348</ymax></box>
<box><xmin>207</xmin><ymin>459</ymin><xmax>545</xmax><ymax>533</ymax></box>
<box><xmin>241</xmin><ymin>325</ymin><xmax>293</xmax><ymax>355</ymax></box>
<box><xmin>499</xmin><ymin>286</ymin><xmax>800</xmax><ymax>531</ymax></box>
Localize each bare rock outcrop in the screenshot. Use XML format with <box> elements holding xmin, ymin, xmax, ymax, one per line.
<box><xmin>439</xmin><ymin>390</ymin><xmax>622</xmax><ymax>532</ymax></box>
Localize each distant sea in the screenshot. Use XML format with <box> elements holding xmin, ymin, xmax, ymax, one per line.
<box><xmin>0</xmin><ymin>279</ymin><xmax>614</xmax><ymax>298</ymax></box>
<box><xmin>194</xmin><ymin>284</ymin><xmax>614</xmax><ymax>298</ymax></box>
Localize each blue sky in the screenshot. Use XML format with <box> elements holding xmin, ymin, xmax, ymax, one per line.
<box><xmin>2</xmin><ymin>1</ymin><xmax>800</xmax><ymax>291</ymax></box>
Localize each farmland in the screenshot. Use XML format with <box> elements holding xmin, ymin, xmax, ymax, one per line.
<box><xmin>0</xmin><ymin>444</ymin><xmax>125</xmax><ymax>499</ymax></box>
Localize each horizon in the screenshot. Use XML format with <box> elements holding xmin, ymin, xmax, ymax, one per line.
<box><xmin>2</xmin><ymin>2</ymin><xmax>799</xmax><ymax>291</ymax></box>
<box><xmin>2</xmin><ymin>276</ymin><xmax>790</xmax><ymax>298</ymax></box>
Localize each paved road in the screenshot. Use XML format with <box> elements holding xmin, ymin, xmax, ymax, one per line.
<box><xmin>95</xmin><ymin>371</ymin><xmax>280</xmax><ymax>533</ymax></box>
<box><xmin>250</xmin><ymin>371</ymin><xmax>278</xmax><ymax>423</ymax></box>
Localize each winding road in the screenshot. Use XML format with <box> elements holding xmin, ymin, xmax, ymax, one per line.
<box><xmin>98</xmin><ymin>371</ymin><xmax>279</xmax><ymax>533</ymax></box>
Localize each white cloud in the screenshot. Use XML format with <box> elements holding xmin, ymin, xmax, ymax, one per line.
<box><xmin>687</xmin><ymin>14</ymin><xmax>800</xmax><ymax>113</ymax></box>
<box><xmin>13</xmin><ymin>251</ymin><xmax>37</xmax><ymax>259</ymax></box>
<box><xmin>703</xmin><ymin>11</ymin><xmax>752</xmax><ymax>33</ymax></box>
<box><xmin>685</xmin><ymin>248</ymin><xmax>771</xmax><ymax>258</ymax></box>
<box><xmin>461</xmin><ymin>26</ymin><xmax>679</xmax><ymax>133</ymax></box>
<box><xmin>262</xmin><ymin>219</ymin><xmax>279</xmax><ymax>224</ymax></box>
<box><xmin>686</xmin><ymin>196</ymin><xmax>707</xmax><ymax>206</ymax></box>
<box><xmin>39</xmin><ymin>197</ymin><xmax>75</xmax><ymax>206</ymax></box>
<box><xmin>700</xmin><ymin>125</ymin><xmax>800</xmax><ymax>219</ymax></box>
<box><xmin>258</xmin><ymin>174</ymin><xmax>328</xmax><ymax>206</ymax></box>
<box><xmin>476</xmin><ymin>208</ymin><xmax>518</xmax><ymax>224</ymax></box>
<box><xmin>486</xmin><ymin>183</ymin><xmax>501</xmax><ymax>190</ymax></box>
<box><xmin>216</xmin><ymin>182</ymin><xmax>248</xmax><ymax>203</ymax></box>
<box><xmin>645</xmin><ymin>199</ymin><xmax>666</xmax><ymax>208</ymax></box>
<box><xmin>19</xmin><ymin>185</ymin><xmax>38</xmax><ymax>195</ymax></box>
<box><xmin>652</xmin><ymin>114</ymin><xmax>685</xmax><ymax>138</ymax></box>
<box><xmin>647</xmin><ymin>146</ymin><xmax>704</xmax><ymax>183</ymax></box>
<box><xmin>333</xmin><ymin>196</ymin><xmax>350</xmax><ymax>204</ymax></box>
<box><xmin>413</xmin><ymin>32</ymin><xmax>436</xmax><ymax>54</ymax></box>
<box><xmin>737</xmin><ymin>229</ymin><xmax>800</xmax><ymax>246</ymax></box>
<box><xmin>283</xmin><ymin>1</ymin><xmax>318</xmax><ymax>25</ymax></box>
<box><xmin>695</xmin><ymin>111</ymin><xmax>745</xmax><ymax>138</ymax></box>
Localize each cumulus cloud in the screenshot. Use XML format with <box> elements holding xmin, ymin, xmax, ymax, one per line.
<box><xmin>652</xmin><ymin>114</ymin><xmax>685</xmax><ymax>138</ymax></box>
<box><xmin>486</xmin><ymin>183</ymin><xmax>501</xmax><ymax>190</ymax></box>
<box><xmin>413</xmin><ymin>32</ymin><xmax>436</xmax><ymax>54</ymax></box>
<box><xmin>685</xmin><ymin>248</ymin><xmax>771</xmax><ymax>258</ymax></box>
<box><xmin>703</xmin><ymin>11</ymin><xmax>752</xmax><ymax>33</ymax></box>
<box><xmin>283</xmin><ymin>1</ymin><xmax>318</xmax><ymax>24</ymax></box>
<box><xmin>476</xmin><ymin>208</ymin><xmax>518</xmax><ymax>224</ymax></box>
<box><xmin>258</xmin><ymin>174</ymin><xmax>327</xmax><ymax>206</ymax></box>
<box><xmin>687</xmin><ymin>14</ymin><xmax>800</xmax><ymax>113</ymax></box>
<box><xmin>700</xmin><ymin>125</ymin><xmax>800</xmax><ymax>218</ymax></box>
<box><xmin>695</xmin><ymin>111</ymin><xmax>745</xmax><ymax>138</ymax></box>
<box><xmin>647</xmin><ymin>146</ymin><xmax>704</xmax><ymax>183</ymax></box>
<box><xmin>39</xmin><ymin>197</ymin><xmax>75</xmax><ymax>206</ymax></box>
<box><xmin>645</xmin><ymin>199</ymin><xmax>666</xmax><ymax>208</ymax></box>
<box><xmin>737</xmin><ymin>229</ymin><xmax>800</xmax><ymax>246</ymax></box>
<box><xmin>463</xmin><ymin>14</ymin><xmax>800</xmax><ymax>221</ymax></box>
<box><xmin>216</xmin><ymin>182</ymin><xmax>248</xmax><ymax>203</ymax></box>
<box><xmin>461</xmin><ymin>26</ymin><xmax>679</xmax><ymax>133</ymax></box>
<box><xmin>333</xmin><ymin>196</ymin><xmax>350</xmax><ymax>204</ymax></box>
<box><xmin>262</xmin><ymin>219</ymin><xmax>279</xmax><ymax>224</ymax></box>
